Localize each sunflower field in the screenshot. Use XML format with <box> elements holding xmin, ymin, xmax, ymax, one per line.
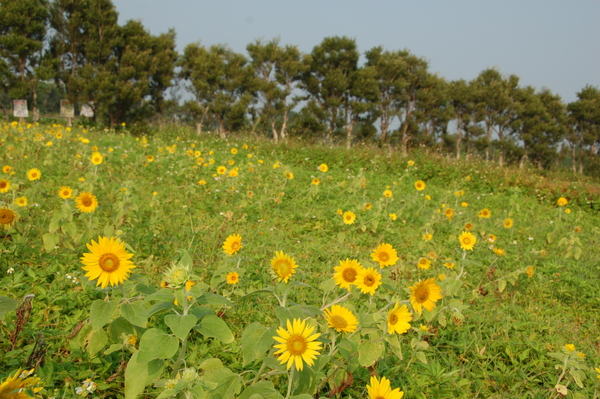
<box><xmin>1</xmin><ymin>121</ymin><xmax>600</xmax><ymax>399</ymax></box>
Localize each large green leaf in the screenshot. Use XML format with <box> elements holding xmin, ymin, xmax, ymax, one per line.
<box><xmin>202</xmin><ymin>367</ymin><xmax>241</xmax><ymax>399</ymax></box>
<box><xmin>241</xmin><ymin>322</ymin><xmax>276</xmax><ymax>366</ymax></box>
<box><xmin>124</xmin><ymin>351</ymin><xmax>164</xmax><ymax>399</ymax></box>
<box><xmin>90</xmin><ymin>299</ymin><xmax>118</xmax><ymax>331</ymax></box>
<box><xmin>358</xmin><ymin>340</ymin><xmax>384</xmax><ymax>367</ymax></box>
<box><xmin>137</xmin><ymin>328</ymin><xmax>179</xmax><ymax>363</ymax></box>
<box><xmin>0</xmin><ymin>296</ymin><xmax>18</xmax><ymax>319</ymax></box>
<box><xmin>196</xmin><ymin>315</ymin><xmax>234</xmax><ymax>343</ymax></box>
<box><xmin>121</xmin><ymin>302</ymin><xmax>148</xmax><ymax>328</ymax></box>
<box><xmin>238</xmin><ymin>381</ymin><xmax>283</xmax><ymax>399</ymax></box>
<box><xmin>165</xmin><ymin>314</ymin><xmax>198</xmax><ymax>341</ymax></box>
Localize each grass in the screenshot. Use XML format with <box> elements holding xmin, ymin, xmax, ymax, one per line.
<box><xmin>0</xmin><ymin>122</ymin><xmax>599</xmax><ymax>398</ymax></box>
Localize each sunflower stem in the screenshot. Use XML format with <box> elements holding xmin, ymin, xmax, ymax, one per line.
<box><xmin>285</xmin><ymin>366</ymin><xmax>295</xmax><ymax>399</ymax></box>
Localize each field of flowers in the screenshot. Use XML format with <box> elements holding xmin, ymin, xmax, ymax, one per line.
<box><xmin>1</xmin><ymin>121</ymin><xmax>599</xmax><ymax>399</ymax></box>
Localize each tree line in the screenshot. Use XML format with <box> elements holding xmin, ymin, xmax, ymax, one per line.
<box><xmin>1</xmin><ymin>0</ymin><xmax>599</xmax><ymax>174</ymax></box>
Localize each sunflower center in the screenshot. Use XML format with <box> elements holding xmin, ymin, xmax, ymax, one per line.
<box><xmin>364</xmin><ymin>275</ymin><xmax>375</xmax><ymax>287</ymax></box>
<box><xmin>463</xmin><ymin>237</ymin><xmax>471</xmax><ymax>245</ymax></box>
<box><xmin>0</xmin><ymin>182</ymin><xmax>6</xmax><ymax>188</ymax></box>
<box><xmin>342</xmin><ymin>268</ymin><xmax>357</xmax><ymax>283</ymax></box>
<box><xmin>275</xmin><ymin>261</ymin><xmax>291</xmax><ymax>277</ymax></box>
<box><xmin>0</xmin><ymin>209</ymin><xmax>15</xmax><ymax>224</ymax></box>
<box><xmin>389</xmin><ymin>313</ymin><xmax>398</xmax><ymax>325</ymax></box>
<box><xmin>416</xmin><ymin>287</ymin><xmax>430</xmax><ymax>303</ymax></box>
<box><xmin>378</xmin><ymin>252</ymin><xmax>390</xmax><ymax>262</ymax></box>
<box><xmin>99</xmin><ymin>253</ymin><xmax>120</xmax><ymax>273</ymax></box>
<box><xmin>330</xmin><ymin>315</ymin><xmax>348</xmax><ymax>330</ymax></box>
<box><xmin>231</xmin><ymin>241</ymin><xmax>240</xmax><ymax>251</ymax></box>
<box><xmin>287</xmin><ymin>335</ymin><xmax>307</xmax><ymax>356</ymax></box>
<box><xmin>82</xmin><ymin>196</ymin><xmax>93</xmax><ymax>207</ymax></box>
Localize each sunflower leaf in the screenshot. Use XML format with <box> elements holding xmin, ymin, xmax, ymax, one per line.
<box><xmin>165</xmin><ymin>314</ymin><xmax>198</xmax><ymax>341</ymax></box>
<box><xmin>124</xmin><ymin>352</ymin><xmax>164</xmax><ymax>399</ymax></box>
<box><xmin>90</xmin><ymin>299</ymin><xmax>118</xmax><ymax>331</ymax></box>
<box><xmin>196</xmin><ymin>314</ymin><xmax>234</xmax><ymax>343</ymax></box>
<box><xmin>0</xmin><ymin>296</ymin><xmax>18</xmax><ymax>319</ymax></box>
<box><xmin>358</xmin><ymin>340</ymin><xmax>383</xmax><ymax>367</ymax></box>
<box><xmin>137</xmin><ymin>328</ymin><xmax>179</xmax><ymax>362</ymax></box>
<box><xmin>241</xmin><ymin>322</ymin><xmax>276</xmax><ymax>366</ymax></box>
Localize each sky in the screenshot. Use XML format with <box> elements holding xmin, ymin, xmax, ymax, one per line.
<box><xmin>111</xmin><ymin>0</ymin><xmax>600</xmax><ymax>104</ymax></box>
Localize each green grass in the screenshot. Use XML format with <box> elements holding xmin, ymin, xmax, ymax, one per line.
<box><xmin>1</xmin><ymin>122</ymin><xmax>599</xmax><ymax>398</ymax></box>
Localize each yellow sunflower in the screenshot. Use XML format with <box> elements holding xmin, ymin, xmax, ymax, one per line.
<box><xmin>464</xmin><ymin>222</ymin><xmax>473</xmax><ymax>230</ymax></box>
<box><xmin>414</xmin><ymin>180</ymin><xmax>426</xmax><ymax>191</ymax></box>
<box><xmin>26</xmin><ymin>168</ymin><xmax>41</xmax><ymax>181</ymax></box>
<box><xmin>557</xmin><ymin>197</ymin><xmax>568</xmax><ymax>207</ymax></box>
<box><xmin>492</xmin><ymin>247</ymin><xmax>505</xmax><ymax>256</ymax></box>
<box><xmin>417</xmin><ymin>257</ymin><xmax>431</xmax><ymax>270</ymax></box>
<box><xmin>409</xmin><ymin>278</ymin><xmax>443</xmax><ymax>315</ymax></box>
<box><xmin>355</xmin><ymin>267</ymin><xmax>382</xmax><ymax>296</ymax></box>
<box><xmin>312</xmin><ymin>178</ymin><xmax>320</xmax><ymax>185</ymax></box>
<box><xmin>444</xmin><ymin>208</ymin><xmax>454</xmax><ymax>220</ymax></box>
<box><xmin>333</xmin><ymin>259</ymin><xmax>364</xmax><ymax>291</ymax></box>
<box><xmin>222</xmin><ymin>233</ymin><xmax>242</xmax><ymax>255</ymax></box>
<box><xmin>503</xmin><ymin>218</ymin><xmax>514</xmax><ymax>228</ymax></box>
<box><xmin>2</xmin><ymin>165</ymin><xmax>11</xmax><ymax>174</ymax></box>
<box><xmin>58</xmin><ymin>186</ymin><xmax>73</xmax><ymax>199</ymax></box>
<box><xmin>271</xmin><ymin>251</ymin><xmax>298</xmax><ymax>283</ymax></box>
<box><xmin>323</xmin><ymin>305</ymin><xmax>359</xmax><ymax>333</ymax></box>
<box><xmin>226</xmin><ymin>271</ymin><xmax>239</xmax><ymax>285</ymax></box>
<box><xmin>458</xmin><ymin>231</ymin><xmax>476</xmax><ymax>251</ymax></box>
<box><xmin>525</xmin><ymin>266</ymin><xmax>534</xmax><ymax>278</ymax></box>
<box><xmin>342</xmin><ymin>211</ymin><xmax>356</xmax><ymax>225</ymax></box>
<box><xmin>0</xmin><ymin>207</ymin><xmax>17</xmax><ymax>230</ymax></box>
<box><xmin>367</xmin><ymin>375</ymin><xmax>404</xmax><ymax>399</ymax></box>
<box><xmin>387</xmin><ymin>302</ymin><xmax>412</xmax><ymax>335</ymax></box>
<box><xmin>75</xmin><ymin>192</ymin><xmax>98</xmax><ymax>213</ymax></box>
<box><xmin>15</xmin><ymin>197</ymin><xmax>27</xmax><ymax>207</ymax></box>
<box><xmin>318</xmin><ymin>163</ymin><xmax>328</xmax><ymax>172</ymax></box>
<box><xmin>422</xmin><ymin>233</ymin><xmax>432</xmax><ymax>241</ymax></box>
<box><xmin>80</xmin><ymin>236</ymin><xmax>136</xmax><ymax>289</ymax></box>
<box><xmin>273</xmin><ymin>318</ymin><xmax>322</xmax><ymax>371</ymax></box>
<box><xmin>370</xmin><ymin>243</ymin><xmax>399</xmax><ymax>268</ymax></box>
<box><xmin>478</xmin><ymin>208</ymin><xmax>491</xmax><ymax>218</ymax></box>
<box><xmin>147</xmin><ymin>155</ymin><xmax>154</xmax><ymax>162</ymax></box>
<box><xmin>0</xmin><ymin>179</ymin><xmax>10</xmax><ymax>193</ymax></box>
<box><xmin>217</xmin><ymin>166</ymin><xmax>227</xmax><ymax>175</ymax></box>
<box><xmin>0</xmin><ymin>369</ymin><xmax>43</xmax><ymax>398</ymax></box>
<box><xmin>383</xmin><ymin>189</ymin><xmax>393</xmax><ymax>198</ymax></box>
<box><xmin>91</xmin><ymin>151</ymin><xmax>103</xmax><ymax>165</ymax></box>
<box><xmin>389</xmin><ymin>213</ymin><xmax>397</xmax><ymax>221</ymax></box>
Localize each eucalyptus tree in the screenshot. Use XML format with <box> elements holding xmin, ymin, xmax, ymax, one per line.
<box><xmin>302</xmin><ymin>36</ymin><xmax>377</xmax><ymax>148</ymax></box>
<box><xmin>567</xmin><ymin>85</ymin><xmax>600</xmax><ymax>173</ymax></box>
<box><xmin>412</xmin><ymin>74</ymin><xmax>451</xmax><ymax>151</ymax></box>
<box><xmin>472</xmin><ymin>68</ymin><xmax>522</xmax><ymax>165</ymax></box>
<box><xmin>180</xmin><ymin>43</ymin><xmax>253</xmax><ymax>138</ymax></box>
<box><xmin>448</xmin><ymin>79</ymin><xmax>480</xmax><ymax>159</ymax></box>
<box><xmin>0</xmin><ymin>0</ymin><xmax>49</xmax><ymax>118</ymax></box>
<box><xmin>246</xmin><ymin>38</ymin><xmax>305</xmax><ymax>143</ymax></box>
<box><xmin>149</xmin><ymin>29</ymin><xmax>178</xmax><ymax>124</ymax></box>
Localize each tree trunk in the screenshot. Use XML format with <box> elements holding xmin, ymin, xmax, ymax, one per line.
<box><xmin>271</xmin><ymin>120</ymin><xmax>279</xmax><ymax>144</ymax></box>
<box><xmin>519</xmin><ymin>153</ymin><xmax>527</xmax><ymax>169</ymax></box>
<box><xmin>195</xmin><ymin>121</ymin><xmax>202</xmax><ymax>135</ymax></box>
<box><xmin>572</xmin><ymin>146</ymin><xmax>577</xmax><ymax>174</ymax></box>
<box><xmin>218</xmin><ymin>118</ymin><xmax>226</xmax><ymax>139</ymax></box>
<box><xmin>455</xmin><ymin>121</ymin><xmax>463</xmax><ymax>160</ymax></box>
<box><xmin>279</xmin><ymin>109</ymin><xmax>289</xmax><ymax>142</ymax></box>
<box><xmin>400</xmin><ymin>123</ymin><xmax>409</xmax><ymax>156</ymax></box>
<box><xmin>346</xmin><ymin>122</ymin><xmax>354</xmax><ymax>150</ymax></box>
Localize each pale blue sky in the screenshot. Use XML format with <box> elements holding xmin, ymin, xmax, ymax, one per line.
<box><xmin>112</xmin><ymin>0</ymin><xmax>599</xmax><ymax>103</ymax></box>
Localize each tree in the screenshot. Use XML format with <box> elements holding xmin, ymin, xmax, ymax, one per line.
<box><xmin>0</xmin><ymin>0</ymin><xmax>49</xmax><ymax>119</ymax></box>
<box><xmin>567</xmin><ymin>85</ymin><xmax>600</xmax><ymax>173</ymax></box>
<box><xmin>149</xmin><ymin>29</ymin><xmax>177</xmax><ymax>125</ymax></box>
<box><xmin>448</xmin><ymin>79</ymin><xmax>480</xmax><ymax>159</ymax></box>
<box><xmin>472</xmin><ymin>68</ymin><xmax>521</xmax><ymax>166</ymax></box>
<box><xmin>412</xmin><ymin>74</ymin><xmax>451</xmax><ymax>152</ymax></box>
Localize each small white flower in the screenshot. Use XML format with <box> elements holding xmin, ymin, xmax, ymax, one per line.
<box><xmin>7</xmin><ymin>267</ymin><xmax>14</xmax><ymax>274</ymax></box>
<box><xmin>528</xmin><ymin>237</ymin><xmax>534</xmax><ymax>241</ymax></box>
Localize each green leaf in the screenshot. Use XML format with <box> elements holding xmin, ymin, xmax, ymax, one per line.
<box><xmin>196</xmin><ymin>315</ymin><xmax>234</xmax><ymax>343</ymax></box>
<box><xmin>202</xmin><ymin>367</ymin><xmax>241</xmax><ymax>399</ymax></box>
<box><xmin>137</xmin><ymin>328</ymin><xmax>179</xmax><ymax>362</ymax></box>
<box><xmin>241</xmin><ymin>322</ymin><xmax>276</xmax><ymax>366</ymax></box>
<box><xmin>197</xmin><ymin>293</ymin><xmax>233</xmax><ymax>306</ymax></box>
<box><xmin>42</xmin><ymin>233</ymin><xmax>59</xmax><ymax>252</ymax></box>
<box><xmin>573</xmin><ymin>246</ymin><xmax>582</xmax><ymax>260</ymax></box>
<box><xmin>416</xmin><ymin>351</ymin><xmax>428</xmax><ymax>364</ymax></box>
<box><xmin>121</xmin><ymin>302</ymin><xmax>148</xmax><ymax>328</ymax></box>
<box><xmin>124</xmin><ymin>352</ymin><xmax>164</xmax><ymax>399</ymax></box>
<box><xmin>238</xmin><ymin>381</ymin><xmax>283</xmax><ymax>399</ymax></box>
<box><xmin>90</xmin><ymin>299</ymin><xmax>118</xmax><ymax>331</ymax></box>
<box><xmin>62</xmin><ymin>221</ymin><xmax>78</xmax><ymax>238</ymax></box>
<box><xmin>86</xmin><ymin>329</ymin><xmax>108</xmax><ymax>357</ymax></box>
<box><xmin>0</xmin><ymin>296</ymin><xmax>18</xmax><ymax>319</ymax></box>
<box><xmin>165</xmin><ymin>314</ymin><xmax>198</xmax><ymax>341</ymax></box>
<box><xmin>498</xmin><ymin>279</ymin><xmax>507</xmax><ymax>293</ymax></box>
<box><xmin>178</xmin><ymin>249</ymin><xmax>194</xmax><ymax>268</ymax></box>
<box><xmin>49</xmin><ymin>212</ymin><xmax>62</xmax><ymax>233</ymax></box>
<box><xmin>358</xmin><ymin>340</ymin><xmax>383</xmax><ymax>367</ymax></box>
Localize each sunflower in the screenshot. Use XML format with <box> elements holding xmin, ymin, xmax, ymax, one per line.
<box><xmin>417</xmin><ymin>257</ymin><xmax>431</xmax><ymax>270</ymax></box>
<box><xmin>271</xmin><ymin>251</ymin><xmax>298</xmax><ymax>283</ymax></box>
<box><xmin>478</xmin><ymin>208</ymin><xmax>491</xmax><ymax>218</ymax></box>
<box><xmin>2</xmin><ymin>165</ymin><xmax>11</xmax><ymax>174</ymax></box>
<box><xmin>0</xmin><ymin>369</ymin><xmax>43</xmax><ymax>398</ymax></box>
<box><xmin>75</xmin><ymin>192</ymin><xmax>98</xmax><ymax>213</ymax></box>
<box><xmin>387</xmin><ymin>302</ymin><xmax>412</xmax><ymax>335</ymax></box>
<box><xmin>389</xmin><ymin>213</ymin><xmax>397</xmax><ymax>221</ymax></box>
<box><xmin>226</xmin><ymin>271</ymin><xmax>239</xmax><ymax>285</ymax></box>
<box><xmin>91</xmin><ymin>151</ymin><xmax>103</xmax><ymax>165</ymax></box>
<box><xmin>318</xmin><ymin>163</ymin><xmax>328</xmax><ymax>172</ymax></box>
<box><xmin>146</xmin><ymin>155</ymin><xmax>154</xmax><ymax>162</ymax></box>
<box><xmin>371</xmin><ymin>243</ymin><xmax>399</xmax><ymax>268</ymax></box>
<box><xmin>525</xmin><ymin>266</ymin><xmax>534</xmax><ymax>278</ymax></box>
<box><xmin>333</xmin><ymin>259</ymin><xmax>364</xmax><ymax>291</ymax></box>
<box><xmin>409</xmin><ymin>278</ymin><xmax>443</xmax><ymax>314</ymax></box>
<box><xmin>503</xmin><ymin>218</ymin><xmax>514</xmax><ymax>228</ymax></box>
<box><xmin>355</xmin><ymin>267</ymin><xmax>382</xmax><ymax>296</ymax></box>
<box><xmin>414</xmin><ymin>180</ymin><xmax>426</xmax><ymax>191</ymax></box>
<box><xmin>58</xmin><ymin>186</ymin><xmax>73</xmax><ymax>199</ymax></box>
<box><xmin>492</xmin><ymin>247</ymin><xmax>505</xmax><ymax>256</ymax></box>
<box><xmin>217</xmin><ymin>166</ymin><xmax>227</xmax><ymax>175</ymax></box>
<box><xmin>366</xmin><ymin>376</ymin><xmax>404</xmax><ymax>399</ymax></box>
<box><xmin>273</xmin><ymin>318</ymin><xmax>322</xmax><ymax>371</ymax></box>
<box><xmin>0</xmin><ymin>179</ymin><xmax>10</xmax><ymax>193</ymax></box>
<box><xmin>80</xmin><ymin>236</ymin><xmax>136</xmax><ymax>289</ymax></box>
<box><xmin>383</xmin><ymin>189</ymin><xmax>393</xmax><ymax>198</ymax></box>
<box><xmin>444</xmin><ymin>208</ymin><xmax>454</xmax><ymax>220</ymax></box>
<box><xmin>557</xmin><ymin>197</ymin><xmax>568</xmax><ymax>207</ymax></box>
<box><xmin>312</xmin><ymin>178</ymin><xmax>320</xmax><ymax>185</ymax></box>
<box><xmin>458</xmin><ymin>231</ymin><xmax>476</xmax><ymax>250</ymax></box>
<box><xmin>0</xmin><ymin>207</ymin><xmax>17</xmax><ymax>230</ymax></box>
<box><xmin>407</xmin><ymin>160</ymin><xmax>414</xmax><ymax>166</ymax></box>
<box><xmin>461</xmin><ymin>202</ymin><xmax>468</xmax><ymax>207</ymax></box>
<box><xmin>285</xmin><ymin>172</ymin><xmax>294</xmax><ymax>179</ymax></box>
<box><xmin>464</xmin><ymin>222</ymin><xmax>473</xmax><ymax>230</ymax></box>
<box><xmin>222</xmin><ymin>234</ymin><xmax>242</xmax><ymax>255</ymax></box>
<box><xmin>342</xmin><ymin>211</ymin><xmax>356</xmax><ymax>225</ymax></box>
<box><xmin>15</xmin><ymin>197</ymin><xmax>27</xmax><ymax>207</ymax></box>
<box><xmin>422</xmin><ymin>233</ymin><xmax>432</xmax><ymax>241</ymax></box>
<box><xmin>26</xmin><ymin>168</ymin><xmax>41</xmax><ymax>181</ymax></box>
<box><xmin>323</xmin><ymin>305</ymin><xmax>359</xmax><ymax>333</ymax></box>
